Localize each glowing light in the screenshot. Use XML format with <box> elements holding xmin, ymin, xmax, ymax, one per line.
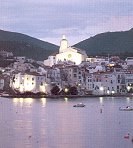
<box><xmin>126</xmin><ymin>97</ymin><xmax>130</xmax><ymax>103</ymax></box>
<box><xmin>19</xmin><ymin>98</ymin><xmax>24</xmax><ymax>104</ymax></box>
<box><xmin>107</xmin><ymin>90</ymin><xmax>110</xmax><ymax>94</ymax></box>
<box><xmin>78</xmin><ymin>83</ymin><xmax>81</xmax><ymax>86</ymax></box>
<box><xmin>100</xmin><ymin>87</ymin><xmax>104</xmax><ymax>91</ymax></box>
<box><xmin>41</xmin><ymin>98</ymin><xmax>46</xmax><ymax>107</ymax></box>
<box><xmin>25</xmin><ymin>98</ymin><xmax>33</xmax><ymax>104</ymax></box>
<box><xmin>13</xmin><ymin>98</ymin><xmax>19</xmax><ymax>105</ymax></box>
<box><xmin>111</xmin><ymin>90</ymin><xmax>115</xmax><ymax>94</ymax></box>
<box><xmin>99</xmin><ymin>97</ymin><xmax>103</xmax><ymax>104</ymax></box>
<box><xmin>64</xmin><ymin>97</ymin><xmax>68</xmax><ymax>102</ymax></box>
<box><xmin>127</xmin><ymin>86</ymin><xmax>131</xmax><ymax>91</ymax></box>
<box><xmin>64</xmin><ymin>88</ymin><xmax>68</xmax><ymax>93</ymax></box>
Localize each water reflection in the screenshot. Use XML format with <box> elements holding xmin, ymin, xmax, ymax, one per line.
<box><xmin>64</xmin><ymin>97</ymin><xmax>68</xmax><ymax>102</ymax></box>
<box><xmin>126</xmin><ymin>97</ymin><xmax>130</xmax><ymax>103</ymax></box>
<box><xmin>41</xmin><ymin>98</ymin><xmax>46</xmax><ymax>107</ymax></box>
<box><xmin>99</xmin><ymin>97</ymin><xmax>103</xmax><ymax>105</ymax></box>
<box><xmin>13</xmin><ymin>98</ymin><xmax>33</xmax><ymax>107</ymax></box>
<box><xmin>0</xmin><ymin>97</ymin><xmax>133</xmax><ymax>148</ymax></box>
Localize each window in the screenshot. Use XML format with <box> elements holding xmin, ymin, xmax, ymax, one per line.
<box><xmin>73</xmin><ymin>68</ymin><xmax>77</xmax><ymax>72</ymax></box>
<box><xmin>118</xmin><ymin>80</ymin><xmax>120</xmax><ymax>83</ymax></box>
<box><xmin>73</xmin><ymin>74</ymin><xmax>77</xmax><ymax>78</ymax></box>
<box><xmin>32</xmin><ymin>83</ymin><xmax>34</xmax><ymax>85</ymax></box>
<box><xmin>79</xmin><ymin>76</ymin><xmax>81</xmax><ymax>79</ymax></box>
<box><xmin>117</xmin><ymin>86</ymin><xmax>119</xmax><ymax>89</ymax></box>
<box><xmin>118</xmin><ymin>75</ymin><xmax>120</xmax><ymax>79</ymax></box>
<box><xmin>41</xmin><ymin>82</ymin><xmax>43</xmax><ymax>86</ymax></box>
<box><xmin>32</xmin><ymin>78</ymin><xmax>34</xmax><ymax>81</ymax></box>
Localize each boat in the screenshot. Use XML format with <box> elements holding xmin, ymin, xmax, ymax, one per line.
<box><xmin>73</xmin><ymin>103</ymin><xmax>85</xmax><ymax>107</ymax></box>
<box><xmin>119</xmin><ymin>106</ymin><xmax>133</xmax><ymax>111</ymax></box>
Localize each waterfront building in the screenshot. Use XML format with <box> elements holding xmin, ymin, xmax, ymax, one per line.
<box><xmin>0</xmin><ymin>75</ymin><xmax>4</xmax><ymax>91</ymax></box>
<box><xmin>85</xmin><ymin>73</ymin><xmax>93</xmax><ymax>94</ymax></box>
<box><xmin>10</xmin><ymin>72</ymin><xmax>50</xmax><ymax>94</ymax></box>
<box><xmin>125</xmin><ymin>71</ymin><xmax>133</xmax><ymax>92</ymax></box>
<box><xmin>88</xmin><ymin>72</ymin><xmax>118</xmax><ymax>95</ymax></box>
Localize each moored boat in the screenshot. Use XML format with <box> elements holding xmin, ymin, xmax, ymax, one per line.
<box><xmin>119</xmin><ymin>106</ymin><xmax>133</xmax><ymax>111</ymax></box>
<box><xmin>73</xmin><ymin>103</ymin><xmax>85</xmax><ymax>107</ymax></box>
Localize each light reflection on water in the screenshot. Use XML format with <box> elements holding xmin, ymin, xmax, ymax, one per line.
<box><xmin>0</xmin><ymin>97</ymin><xmax>133</xmax><ymax>148</ymax></box>
<box><xmin>41</xmin><ymin>98</ymin><xmax>47</xmax><ymax>107</ymax></box>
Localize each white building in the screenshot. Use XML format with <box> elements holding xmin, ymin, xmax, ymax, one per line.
<box><xmin>10</xmin><ymin>72</ymin><xmax>50</xmax><ymax>94</ymax></box>
<box><xmin>88</xmin><ymin>72</ymin><xmax>118</xmax><ymax>95</ymax></box>
<box><xmin>86</xmin><ymin>57</ymin><xmax>109</xmax><ymax>65</ymax></box>
<box><xmin>125</xmin><ymin>57</ymin><xmax>133</xmax><ymax>66</ymax></box>
<box><xmin>44</xmin><ymin>35</ymin><xmax>88</xmax><ymax>66</ymax></box>
<box><xmin>0</xmin><ymin>75</ymin><xmax>4</xmax><ymax>90</ymax></box>
<box><xmin>125</xmin><ymin>71</ymin><xmax>133</xmax><ymax>92</ymax></box>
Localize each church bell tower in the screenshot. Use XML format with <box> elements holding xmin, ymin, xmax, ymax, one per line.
<box><xmin>59</xmin><ymin>35</ymin><xmax>68</xmax><ymax>53</ymax></box>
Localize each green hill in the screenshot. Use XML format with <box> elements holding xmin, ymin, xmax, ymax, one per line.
<box><xmin>74</xmin><ymin>28</ymin><xmax>133</xmax><ymax>58</ymax></box>
<box><xmin>0</xmin><ymin>30</ymin><xmax>58</xmax><ymax>60</ymax></box>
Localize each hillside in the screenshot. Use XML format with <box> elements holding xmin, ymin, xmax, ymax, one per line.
<box><xmin>0</xmin><ymin>30</ymin><xmax>58</xmax><ymax>60</ymax></box>
<box><xmin>74</xmin><ymin>28</ymin><xmax>133</xmax><ymax>58</ymax></box>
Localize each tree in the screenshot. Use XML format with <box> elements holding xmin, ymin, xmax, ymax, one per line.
<box><xmin>69</xmin><ymin>86</ymin><xmax>78</xmax><ymax>95</ymax></box>
<box><xmin>51</xmin><ymin>85</ymin><xmax>60</xmax><ymax>95</ymax></box>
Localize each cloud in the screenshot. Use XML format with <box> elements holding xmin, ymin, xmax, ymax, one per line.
<box><xmin>0</xmin><ymin>0</ymin><xmax>133</xmax><ymax>44</ymax></box>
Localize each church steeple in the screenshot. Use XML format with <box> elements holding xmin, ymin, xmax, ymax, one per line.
<box><xmin>59</xmin><ymin>35</ymin><xmax>68</xmax><ymax>53</ymax></box>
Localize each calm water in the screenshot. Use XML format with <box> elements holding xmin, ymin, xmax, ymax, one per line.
<box><xmin>0</xmin><ymin>97</ymin><xmax>133</xmax><ymax>148</ymax></box>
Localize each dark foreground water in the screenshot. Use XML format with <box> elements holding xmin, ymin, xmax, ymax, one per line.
<box><xmin>0</xmin><ymin>97</ymin><xmax>133</xmax><ymax>148</ymax></box>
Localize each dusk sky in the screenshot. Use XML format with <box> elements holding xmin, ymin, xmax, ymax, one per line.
<box><xmin>0</xmin><ymin>0</ymin><xmax>133</xmax><ymax>45</ymax></box>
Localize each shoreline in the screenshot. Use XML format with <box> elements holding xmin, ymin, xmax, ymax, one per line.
<box><xmin>1</xmin><ymin>94</ymin><xmax>133</xmax><ymax>98</ymax></box>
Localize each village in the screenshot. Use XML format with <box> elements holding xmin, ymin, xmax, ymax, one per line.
<box><xmin>0</xmin><ymin>36</ymin><xmax>133</xmax><ymax>97</ymax></box>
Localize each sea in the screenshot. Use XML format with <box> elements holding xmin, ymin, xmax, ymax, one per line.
<box><xmin>0</xmin><ymin>96</ymin><xmax>133</xmax><ymax>148</ymax></box>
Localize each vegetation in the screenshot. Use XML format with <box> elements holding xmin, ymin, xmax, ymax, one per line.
<box><xmin>0</xmin><ymin>30</ymin><xmax>58</xmax><ymax>60</ymax></box>
<box><xmin>74</xmin><ymin>28</ymin><xmax>133</xmax><ymax>59</ymax></box>
<box><xmin>51</xmin><ymin>85</ymin><xmax>60</xmax><ymax>95</ymax></box>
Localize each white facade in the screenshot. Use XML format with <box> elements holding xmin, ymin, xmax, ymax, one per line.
<box><xmin>125</xmin><ymin>57</ymin><xmax>133</xmax><ymax>66</ymax></box>
<box><xmin>0</xmin><ymin>76</ymin><xmax>4</xmax><ymax>90</ymax></box>
<box><xmin>88</xmin><ymin>72</ymin><xmax>118</xmax><ymax>95</ymax></box>
<box><xmin>44</xmin><ymin>56</ymin><xmax>56</xmax><ymax>67</ymax></box>
<box><xmin>11</xmin><ymin>72</ymin><xmax>50</xmax><ymax>94</ymax></box>
<box><xmin>86</xmin><ymin>57</ymin><xmax>109</xmax><ymax>65</ymax></box>
<box><xmin>44</xmin><ymin>36</ymin><xmax>88</xmax><ymax>66</ymax></box>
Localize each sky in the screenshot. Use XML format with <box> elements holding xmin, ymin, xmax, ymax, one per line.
<box><xmin>0</xmin><ymin>0</ymin><xmax>133</xmax><ymax>45</ymax></box>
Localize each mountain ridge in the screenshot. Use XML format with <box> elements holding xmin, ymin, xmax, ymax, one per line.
<box><xmin>0</xmin><ymin>29</ymin><xmax>59</xmax><ymax>60</ymax></box>
<box><xmin>74</xmin><ymin>28</ymin><xmax>133</xmax><ymax>58</ymax></box>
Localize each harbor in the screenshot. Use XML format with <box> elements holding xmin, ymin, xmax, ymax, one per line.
<box><xmin>0</xmin><ymin>96</ymin><xmax>133</xmax><ymax>148</ymax></box>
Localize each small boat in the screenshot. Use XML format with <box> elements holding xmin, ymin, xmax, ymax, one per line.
<box><xmin>73</xmin><ymin>103</ymin><xmax>85</xmax><ymax>107</ymax></box>
<box><xmin>119</xmin><ymin>106</ymin><xmax>133</xmax><ymax>111</ymax></box>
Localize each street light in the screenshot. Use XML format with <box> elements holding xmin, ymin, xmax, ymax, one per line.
<box><xmin>100</xmin><ymin>87</ymin><xmax>104</xmax><ymax>91</ymax></box>
<box><xmin>111</xmin><ymin>90</ymin><xmax>115</xmax><ymax>94</ymax></box>
<box><xmin>64</xmin><ymin>88</ymin><xmax>68</xmax><ymax>93</ymax></box>
<box><xmin>107</xmin><ymin>90</ymin><xmax>110</xmax><ymax>94</ymax></box>
<box><xmin>127</xmin><ymin>86</ymin><xmax>131</xmax><ymax>92</ymax></box>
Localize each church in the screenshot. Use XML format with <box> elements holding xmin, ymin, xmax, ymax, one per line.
<box><xmin>44</xmin><ymin>35</ymin><xmax>88</xmax><ymax>66</ymax></box>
